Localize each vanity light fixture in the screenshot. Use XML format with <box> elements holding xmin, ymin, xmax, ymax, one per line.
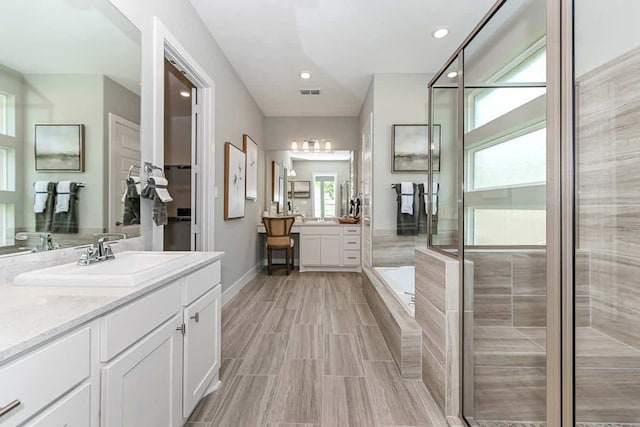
<box><xmin>289</xmin><ymin>169</ymin><xmax>297</xmax><ymax>177</ymax></box>
<box><xmin>180</xmin><ymin>90</ymin><xmax>190</xmax><ymax>98</ymax></box>
<box><xmin>302</xmin><ymin>140</ymin><xmax>309</xmax><ymax>151</ymax></box>
<box><xmin>447</xmin><ymin>71</ymin><xmax>458</xmax><ymax>78</ymax></box>
<box><xmin>291</xmin><ymin>141</ymin><xmax>298</xmax><ymax>151</ymax></box>
<box><xmin>300</xmin><ymin>71</ymin><xmax>311</xmax><ymax>79</ymax></box>
<box><xmin>432</xmin><ymin>27</ymin><xmax>449</xmax><ymax>39</ymax></box>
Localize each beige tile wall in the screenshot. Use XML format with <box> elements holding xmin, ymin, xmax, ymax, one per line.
<box><xmin>577</xmin><ymin>46</ymin><xmax>640</xmax><ymax>352</ymax></box>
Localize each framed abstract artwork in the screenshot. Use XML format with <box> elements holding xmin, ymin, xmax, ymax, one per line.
<box><xmin>392</xmin><ymin>124</ymin><xmax>441</xmax><ymax>172</ymax></box>
<box><xmin>224</xmin><ymin>142</ymin><xmax>246</xmax><ymax>220</ymax></box>
<box><xmin>243</xmin><ymin>134</ymin><xmax>258</xmax><ymax>200</ymax></box>
<box><xmin>34</xmin><ymin>124</ymin><xmax>85</xmax><ymax>171</ymax></box>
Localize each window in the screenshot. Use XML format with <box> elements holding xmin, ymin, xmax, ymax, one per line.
<box><xmin>314</xmin><ymin>175</ymin><xmax>336</xmax><ymax>218</ymax></box>
<box><xmin>0</xmin><ymin>92</ymin><xmax>16</xmax><ymax>137</ymax></box>
<box><xmin>472</xmin><ymin>208</ymin><xmax>546</xmax><ymax>246</ymax></box>
<box><xmin>472</xmin><ymin>47</ymin><xmax>546</xmax><ymax>129</ymax></box>
<box><xmin>471</xmin><ymin>127</ymin><xmax>546</xmax><ymax>190</ymax></box>
<box><xmin>0</xmin><ymin>203</ymin><xmax>14</xmax><ymax>247</ymax></box>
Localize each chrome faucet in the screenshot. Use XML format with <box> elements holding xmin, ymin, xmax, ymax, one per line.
<box><xmin>77</xmin><ymin>233</ymin><xmax>127</xmax><ymax>266</ymax></box>
<box><xmin>15</xmin><ymin>232</ymin><xmax>56</xmax><ymax>252</ymax></box>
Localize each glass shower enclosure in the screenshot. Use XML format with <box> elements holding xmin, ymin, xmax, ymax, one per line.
<box><xmin>427</xmin><ymin>0</ymin><xmax>640</xmax><ymax>425</ymax></box>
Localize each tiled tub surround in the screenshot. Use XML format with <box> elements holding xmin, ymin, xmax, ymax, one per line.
<box><xmin>372</xmin><ymin>230</ymin><xmax>428</xmax><ymax>267</ymax></box>
<box><xmin>362</xmin><ymin>267</ymin><xmax>422</xmax><ymax>379</ymax></box>
<box><xmin>414</xmin><ymin>248</ymin><xmax>461</xmax><ymax>423</ymax></box>
<box><xmin>575</xmin><ymin>45</ymin><xmax>640</xmax><ymax>424</ymax></box>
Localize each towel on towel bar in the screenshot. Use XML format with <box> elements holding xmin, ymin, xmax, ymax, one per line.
<box><xmin>55</xmin><ymin>181</ymin><xmax>72</xmax><ymax>213</ymax></box>
<box><xmin>34</xmin><ymin>181</ymin><xmax>49</xmax><ymax>213</ymax></box>
<box><xmin>141</xmin><ymin>176</ymin><xmax>173</xmax><ymax>226</ymax></box>
<box><xmin>423</xmin><ymin>182</ymin><xmax>439</xmax><ymax>215</ymax></box>
<box><xmin>400</xmin><ymin>182</ymin><xmax>414</xmax><ymax>215</ymax></box>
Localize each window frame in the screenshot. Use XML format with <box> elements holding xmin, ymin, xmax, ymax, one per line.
<box><xmin>312</xmin><ymin>173</ymin><xmax>337</xmax><ymax>218</ymax></box>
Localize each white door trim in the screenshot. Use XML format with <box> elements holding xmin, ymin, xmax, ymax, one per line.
<box><xmin>151</xmin><ymin>17</ymin><xmax>216</xmax><ymax>252</ymax></box>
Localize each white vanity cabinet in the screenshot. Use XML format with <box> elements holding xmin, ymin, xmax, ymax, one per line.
<box><xmin>0</xmin><ymin>254</ymin><xmax>223</xmax><ymax>427</ymax></box>
<box><xmin>0</xmin><ymin>327</ymin><xmax>94</xmax><ymax>426</ymax></box>
<box><xmin>101</xmin><ymin>314</ymin><xmax>184</xmax><ymax>427</ymax></box>
<box><xmin>299</xmin><ymin>225</ymin><xmax>361</xmax><ymax>272</ymax></box>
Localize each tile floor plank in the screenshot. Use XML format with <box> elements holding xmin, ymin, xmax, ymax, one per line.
<box><xmin>210</xmin><ymin>374</ymin><xmax>278</xmax><ymax>426</ymax></box>
<box><xmin>239</xmin><ymin>333</ymin><xmax>289</xmax><ymax>375</ymax></box>
<box><xmin>322</xmin><ymin>376</ymin><xmax>375</xmax><ymax>427</ymax></box>
<box><xmin>268</xmin><ymin>359</ymin><xmax>322</xmax><ymax>424</ymax></box>
<box><xmin>188</xmin><ymin>358</ymin><xmax>244</xmax><ymax>421</ymax></box>
<box><xmin>287</xmin><ymin>325</ymin><xmax>324</xmax><ymax>360</ymax></box>
<box><xmin>262</xmin><ymin>308</ymin><xmax>297</xmax><ymax>333</ymax></box>
<box><xmin>356</xmin><ymin>325</ymin><xmax>393</xmax><ymax>361</ymax></box>
<box><xmin>325</xmin><ymin>334</ymin><xmax>364</xmax><ymax>376</ymax></box>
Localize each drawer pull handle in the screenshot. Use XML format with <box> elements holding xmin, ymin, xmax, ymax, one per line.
<box><xmin>190</xmin><ymin>312</ymin><xmax>200</xmax><ymax>322</ymax></box>
<box><xmin>0</xmin><ymin>400</ymin><xmax>20</xmax><ymax>417</ymax></box>
<box><xmin>348</xmin><ymin>257</ymin><xmax>357</xmax><ymax>260</ymax></box>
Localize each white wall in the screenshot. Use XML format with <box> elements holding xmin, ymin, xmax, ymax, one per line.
<box><xmin>574</xmin><ymin>0</ymin><xmax>640</xmax><ymax>77</ymax></box>
<box><xmin>22</xmin><ymin>74</ymin><xmax>106</xmax><ymax>234</ymax></box>
<box><xmin>264</xmin><ymin>116</ymin><xmax>359</xmax><ymax>151</ymax></box>
<box><xmin>107</xmin><ymin>0</ymin><xmax>265</xmax><ymax>292</ymax></box>
<box><xmin>371</xmin><ymin>73</ymin><xmax>433</xmax><ymax>231</ymax></box>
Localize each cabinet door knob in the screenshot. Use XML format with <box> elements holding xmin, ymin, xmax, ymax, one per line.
<box><xmin>190</xmin><ymin>312</ymin><xmax>200</xmax><ymax>322</ymax></box>
<box><xmin>0</xmin><ymin>400</ymin><xmax>21</xmax><ymax>417</ymax></box>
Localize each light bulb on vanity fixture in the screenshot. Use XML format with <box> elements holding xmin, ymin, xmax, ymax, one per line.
<box><xmin>325</xmin><ymin>140</ymin><xmax>332</xmax><ymax>151</ymax></box>
<box><xmin>302</xmin><ymin>140</ymin><xmax>309</xmax><ymax>151</ymax></box>
<box><xmin>313</xmin><ymin>140</ymin><xmax>320</xmax><ymax>152</ymax></box>
<box><xmin>291</xmin><ymin>141</ymin><xmax>298</xmax><ymax>151</ymax></box>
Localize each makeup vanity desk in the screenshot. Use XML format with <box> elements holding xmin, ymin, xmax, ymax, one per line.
<box><xmin>257</xmin><ymin>220</ymin><xmax>361</xmax><ymax>272</ymax></box>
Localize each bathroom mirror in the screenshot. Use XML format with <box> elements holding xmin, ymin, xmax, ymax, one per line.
<box><xmin>265</xmin><ymin>150</ymin><xmax>356</xmax><ymax>218</ymax></box>
<box><xmin>0</xmin><ymin>0</ymin><xmax>141</xmax><ymax>256</ymax></box>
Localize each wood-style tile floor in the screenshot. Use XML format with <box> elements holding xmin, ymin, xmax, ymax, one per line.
<box><xmin>187</xmin><ymin>271</ymin><xmax>447</xmax><ymax>427</ymax></box>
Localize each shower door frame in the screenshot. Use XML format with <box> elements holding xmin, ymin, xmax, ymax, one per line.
<box><xmin>427</xmin><ymin>0</ymin><xmax>573</xmax><ymax>425</ymax></box>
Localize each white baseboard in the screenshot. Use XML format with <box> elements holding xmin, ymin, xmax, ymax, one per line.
<box><xmin>222</xmin><ymin>263</ymin><xmax>260</xmax><ymax>306</ymax></box>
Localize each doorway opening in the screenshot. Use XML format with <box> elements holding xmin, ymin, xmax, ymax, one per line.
<box><xmin>163</xmin><ymin>59</ymin><xmax>196</xmax><ymax>251</ymax></box>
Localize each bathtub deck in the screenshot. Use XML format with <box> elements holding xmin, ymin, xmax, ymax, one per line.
<box><xmin>187</xmin><ymin>270</ymin><xmax>447</xmax><ymax>427</ymax></box>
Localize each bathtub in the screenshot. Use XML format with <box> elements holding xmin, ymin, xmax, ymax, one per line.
<box><xmin>374</xmin><ymin>266</ymin><xmax>415</xmax><ymax>316</ymax></box>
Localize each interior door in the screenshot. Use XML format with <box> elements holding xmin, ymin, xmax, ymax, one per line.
<box><xmin>109</xmin><ymin>113</ymin><xmax>141</xmax><ymax>234</ymax></box>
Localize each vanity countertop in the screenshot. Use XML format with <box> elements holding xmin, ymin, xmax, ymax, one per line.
<box><xmin>0</xmin><ymin>251</ymin><xmax>224</xmax><ymax>364</ymax></box>
<box><xmin>257</xmin><ymin>221</ymin><xmax>361</xmax><ymax>232</ymax></box>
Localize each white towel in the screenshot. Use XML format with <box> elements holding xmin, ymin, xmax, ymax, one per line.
<box><xmin>34</xmin><ymin>181</ymin><xmax>49</xmax><ymax>213</ymax></box>
<box><xmin>54</xmin><ymin>181</ymin><xmax>72</xmax><ymax>213</ymax></box>
<box><xmin>150</xmin><ymin>176</ymin><xmax>173</xmax><ymax>203</ymax></box>
<box><xmin>400</xmin><ymin>182</ymin><xmax>413</xmax><ymax>215</ymax></box>
<box><xmin>422</xmin><ymin>182</ymin><xmax>439</xmax><ymax>215</ymax></box>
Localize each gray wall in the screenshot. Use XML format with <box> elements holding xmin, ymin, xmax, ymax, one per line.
<box><xmin>107</xmin><ymin>0</ymin><xmax>266</xmax><ymax>293</ymax></box>
<box><xmin>371</xmin><ymin>73</ymin><xmax>433</xmax><ymax>232</ymax></box>
<box><xmin>264</xmin><ymin>116</ymin><xmax>359</xmax><ymax>151</ymax></box>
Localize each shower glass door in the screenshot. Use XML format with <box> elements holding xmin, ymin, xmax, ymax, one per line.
<box><xmin>461</xmin><ymin>0</ymin><xmax>548</xmax><ymax>424</ymax></box>
<box><xmin>573</xmin><ymin>0</ymin><xmax>640</xmax><ymax>423</ymax></box>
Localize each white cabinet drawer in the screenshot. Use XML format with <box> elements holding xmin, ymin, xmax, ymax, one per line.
<box><xmin>342</xmin><ymin>226</ymin><xmax>361</xmax><ymax>235</ymax></box>
<box><xmin>342</xmin><ymin>250</ymin><xmax>361</xmax><ymax>266</ymax></box>
<box><xmin>0</xmin><ymin>328</ymin><xmax>91</xmax><ymax>426</ymax></box>
<box><xmin>342</xmin><ymin>235</ymin><xmax>361</xmax><ymax>250</ymax></box>
<box><xmin>100</xmin><ymin>282</ymin><xmax>180</xmax><ymax>362</ymax></box>
<box><xmin>302</xmin><ymin>226</ymin><xmax>341</xmax><ymax>235</ymax></box>
<box><xmin>182</xmin><ymin>261</ymin><xmax>221</xmax><ymax>306</ymax></box>
<box><xmin>26</xmin><ymin>383</ymin><xmax>91</xmax><ymax>427</ymax></box>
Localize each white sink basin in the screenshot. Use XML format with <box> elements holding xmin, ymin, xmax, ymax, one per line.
<box><xmin>302</xmin><ymin>220</ymin><xmax>338</xmax><ymax>225</ymax></box>
<box><xmin>13</xmin><ymin>251</ymin><xmax>191</xmax><ymax>287</ymax></box>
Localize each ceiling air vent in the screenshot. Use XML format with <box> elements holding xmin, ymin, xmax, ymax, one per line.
<box><xmin>300</xmin><ymin>89</ymin><xmax>321</xmax><ymax>95</ymax></box>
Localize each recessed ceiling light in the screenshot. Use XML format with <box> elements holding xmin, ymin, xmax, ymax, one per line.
<box><xmin>432</xmin><ymin>27</ymin><xmax>449</xmax><ymax>39</ymax></box>
<box><xmin>180</xmin><ymin>90</ymin><xmax>190</xmax><ymax>98</ymax></box>
<box><xmin>300</xmin><ymin>71</ymin><xmax>311</xmax><ymax>79</ymax></box>
<box><xmin>447</xmin><ymin>71</ymin><xmax>458</xmax><ymax>78</ymax></box>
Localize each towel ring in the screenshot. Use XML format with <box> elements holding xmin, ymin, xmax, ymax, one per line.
<box><xmin>127</xmin><ymin>164</ymin><xmax>141</xmax><ymax>180</ymax></box>
<box><xmin>143</xmin><ymin>161</ymin><xmax>166</xmax><ymax>179</ymax></box>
